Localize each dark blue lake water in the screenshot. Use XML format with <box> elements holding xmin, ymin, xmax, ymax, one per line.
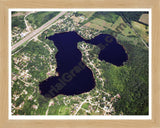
<box><xmin>39</xmin><ymin>31</ymin><xmax>128</xmax><ymax>98</ymax></box>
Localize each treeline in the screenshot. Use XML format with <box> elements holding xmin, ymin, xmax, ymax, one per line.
<box><xmin>38</xmin><ymin>30</ymin><xmax>58</xmax><ymax>51</ymax></box>
<box><xmin>11</xmin><ymin>11</ymin><xmax>17</xmax><ymax>15</ymax></box>
<box><xmin>12</xmin><ymin>15</ymin><xmax>26</xmax><ymax>30</ymax></box>
<box><xmin>116</xmin><ymin>12</ymin><xmax>148</xmax><ymax>24</ymax></box>
<box><xmin>78</xmin><ymin>12</ymin><xmax>119</xmax><ymax>26</ymax></box>
<box><xmin>92</xmin><ymin>12</ymin><xmax>119</xmax><ymax>23</ymax></box>
<box><xmin>26</xmin><ymin>11</ymin><xmax>60</xmax><ymax>28</ymax></box>
<box><xmin>78</xmin><ymin>11</ymin><xmax>148</xmax><ymax>27</ymax></box>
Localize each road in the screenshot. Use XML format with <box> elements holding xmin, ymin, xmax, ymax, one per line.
<box><xmin>12</xmin><ymin>11</ymin><xmax>67</xmax><ymax>51</ymax></box>
<box><xmin>120</xmin><ymin>13</ymin><xmax>148</xmax><ymax>48</ymax></box>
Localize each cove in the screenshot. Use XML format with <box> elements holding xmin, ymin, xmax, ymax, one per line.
<box><xmin>39</xmin><ymin>31</ymin><xmax>128</xmax><ymax>98</ymax></box>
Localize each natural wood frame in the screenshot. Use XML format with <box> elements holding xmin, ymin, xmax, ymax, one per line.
<box><xmin>0</xmin><ymin>0</ymin><xmax>160</xmax><ymax>127</ymax></box>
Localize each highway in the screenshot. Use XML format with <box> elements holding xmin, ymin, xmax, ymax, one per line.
<box><xmin>12</xmin><ymin>11</ymin><xmax>67</xmax><ymax>51</ymax></box>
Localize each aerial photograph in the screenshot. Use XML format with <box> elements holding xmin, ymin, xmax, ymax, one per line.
<box><xmin>11</xmin><ymin>10</ymin><xmax>149</xmax><ymax>116</ymax></box>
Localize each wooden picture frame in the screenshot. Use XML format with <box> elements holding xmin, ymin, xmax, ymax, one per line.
<box><xmin>0</xmin><ymin>0</ymin><xmax>160</xmax><ymax>127</ymax></box>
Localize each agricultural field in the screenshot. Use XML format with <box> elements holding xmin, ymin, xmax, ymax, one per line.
<box><xmin>93</xmin><ymin>12</ymin><xmax>119</xmax><ymax>23</ymax></box>
<box><xmin>116</xmin><ymin>12</ymin><xmax>148</xmax><ymax>24</ymax></box>
<box><xmin>131</xmin><ymin>21</ymin><xmax>149</xmax><ymax>44</ymax></box>
<box><xmin>112</xmin><ymin>16</ymin><xmax>136</xmax><ymax>36</ymax></box>
<box><xmin>87</xmin><ymin>18</ymin><xmax>112</xmax><ymax>30</ymax></box>
<box><xmin>77</xmin><ymin>11</ymin><xmax>95</xmax><ymax>17</ymax></box>
<box><xmin>139</xmin><ymin>14</ymin><xmax>149</xmax><ymax>25</ymax></box>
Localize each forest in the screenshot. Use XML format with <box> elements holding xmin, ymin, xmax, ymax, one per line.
<box><xmin>12</xmin><ymin>15</ymin><xmax>26</xmax><ymax>30</ymax></box>
<box><xmin>99</xmin><ymin>38</ymin><xmax>148</xmax><ymax>115</ymax></box>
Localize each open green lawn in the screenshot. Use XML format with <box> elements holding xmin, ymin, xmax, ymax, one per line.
<box><xmin>82</xmin><ymin>103</ymin><xmax>90</xmax><ymax>109</ymax></box>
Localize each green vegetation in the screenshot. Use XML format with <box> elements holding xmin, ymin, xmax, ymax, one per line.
<box><xmin>76</xmin><ymin>12</ymin><xmax>95</xmax><ymax>17</ymax></box>
<box><xmin>12</xmin><ymin>11</ymin><xmax>17</xmax><ymax>15</ymax></box>
<box><xmin>93</xmin><ymin>12</ymin><xmax>119</xmax><ymax>23</ymax></box>
<box><xmin>82</xmin><ymin>103</ymin><xmax>90</xmax><ymax>109</ymax></box>
<box><xmin>100</xmin><ymin>39</ymin><xmax>148</xmax><ymax>115</ymax></box>
<box><xmin>116</xmin><ymin>12</ymin><xmax>148</xmax><ymax>24</ymax></box>
<box><xmin>12</xmin><ymin>15</ymin><xmax>25</xmax><ymax>30</ymax></box>
<box><xmin>12</xmin><ymin>79</ymin><xmax>26</xmax><ymax>96</ymax></box>
<box><xmin>22</xmin><ymin>40</ymin><xmax>51</xmax><ymax>81</ymax></box>
<box><xmin>26</xmin><ymin>11</ymin><xmax>60</xmax><ymax>28</ymax></box>
<box><xmin>79</xmin><ymin>12</ymin><xmax>119</xmax><ymax>26</ymax></box>
<box><xmin>11</xmin><ymin>39</ymin><xmax>55</xmax><ymax>115</ymax></box>
<box><xmin>131</xmin><ymin>21</ymin><xmax>149</xmax><ymax>44</ymax></box>
<box><xmin>78</xmin><ymin>28</ymin><xmax>148</xmax><ymax>115</ymax></box>
<box><xmin>11</xmin><ymin>11</ymin><xmax>149</xmax><ymax>116</ymax></box>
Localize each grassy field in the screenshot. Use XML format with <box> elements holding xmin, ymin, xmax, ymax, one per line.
<box><xmin>26</xmin><ymin>11</ymin><xmax>60</xmax><ymax>29</ymax></box>
<box><xmin>131</xmin><ymin>21</ymin><xmax>149</xmax><ymax>43</ymax></box>
<box><xmin>89</xmin><ymin>23</ymin><xmax>104</xmax><ymax>30</ymax></box>
<box><xmin>93</xmin><ymin>12</ymin><xmax>119</xmax><ymax>23</ymax></box>
<box><xmin>79</xmin><ymin>12</ymin><xmax>118</xmax><ymax>27</ymax></box>
<box><xmin>82</xmin><ymin>103</ymin><xmax>90</xmax><ymax>109</ymax></box>
<box><xmin>112</xmin><ymin>16</ymin><xmax>136</xmax><ymax>36</ymax></box>
<box><xmin>78</xmin><ymin>12</ymin><xmax>95</xmax><ymax>18</ymax></box>
<box><xmin>90</xmin><ymin>18</ymin><xmax>112</xmax><ymax>28</ymax></box>
<box><xmin>82</xmin><ymin>14</ymin><xmax>136</xmax><ymax>37</ymax></box>
<box><xmin>84</xmin><ymin>18</ymin><xmax>112</xmax><ymax>31</ymax></box>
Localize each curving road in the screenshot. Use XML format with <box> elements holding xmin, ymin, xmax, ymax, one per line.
<box><xmin>12</xmin><ymin>11</ymin><xmax>67</xmax><ymax>51</ymax></box>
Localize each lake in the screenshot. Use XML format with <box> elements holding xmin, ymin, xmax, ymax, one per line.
<box><xmin>39</xmin><ymin>31</ymin><xmax>128</xmax><ymax>98</ymax></box>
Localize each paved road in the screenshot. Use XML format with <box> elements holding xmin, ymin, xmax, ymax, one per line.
<box><xmin>12</xmin><ymin>11</ymin><xmax>67</xmax><ymax>51</ymax></box>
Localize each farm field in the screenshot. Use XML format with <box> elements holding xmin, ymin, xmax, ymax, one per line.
<box><xmin>131</xmin><ymin>21</ymin><xmax>149</xmax><ymax>43</ymax></box>
<box><xmin>139</xmin><ymin>14</ymin><xmax>149</xmax><ymax>25</ymax></box>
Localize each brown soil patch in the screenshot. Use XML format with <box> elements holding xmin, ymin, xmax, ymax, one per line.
<box><xmin>139</xmin><ymin>14</ymin><xmax>149</xmax><ymax>25</ymax></box>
